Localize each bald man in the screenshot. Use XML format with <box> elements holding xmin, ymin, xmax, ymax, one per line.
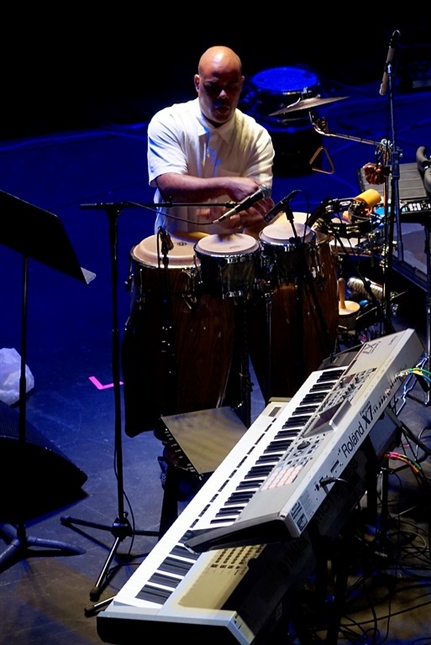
<box><xmin>147</xmin><ymin>45</ymin><xmax>275</xmax><ymax>236</ymax></box>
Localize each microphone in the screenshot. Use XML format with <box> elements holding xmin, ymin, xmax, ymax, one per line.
<box><xmin>424</xmin><ymin>167</ymin><xmax>431</xmax><ymax>196</ymax></box>
<box><xmin>416</xmin><ymin>146</ymin><xmax>431</xmax><ymax>195</ymax></box>
<box><xmin>213</xmin><ymin>184</ymin><xmax>271</xmax><ymax>223</ymax></box>
<box><xmin>379</xmin><ymin>30</ymin><xmax>400</xmax><ymax>97</ymax></box>
<box><xmin>306</xmin><ymin>196</ymin><xmax>337</xmax><ymax>228</ymax></box>
<box><xmin>262</xmin><ymin>189</ymin><xmax>301</xmax><ymax>224</ymax></box>
<box><xmin>347</xmin><ymin>277</ymin><xmax>385</xmax><ymax>301</ymax></box>
<box><xmin>158</xmin><ymin>226</ymin><xmax>174</xmax><ymax>252</ymax></box>
<box><xmin>416</xmin><ymin>145</ymin><xmax>431</xmax><ymax>174</ymax></box>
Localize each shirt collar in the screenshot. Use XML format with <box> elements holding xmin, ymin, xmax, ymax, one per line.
<box><xmin>194</xmin><ymin>98</ymin><xmax>236</xmax><ymax>142</ymax></box>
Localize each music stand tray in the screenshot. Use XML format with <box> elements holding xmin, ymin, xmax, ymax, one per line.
<box><xmin>1</xmin><ymin>189</ymin><xmax>95</xmax><ymax>283</ymax></box>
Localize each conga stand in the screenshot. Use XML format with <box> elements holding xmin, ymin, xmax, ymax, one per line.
<box><xmin>61</xmin><ymin>202</ymin><xmax>158</xmax><ymax>602</ymax></box>
<box><xmin>155</xmin><ymin>226</ymin><xmax>180</xmax><ymax>414</ymax></box>
<box><xmin>0</xmin><ymin>190</ymin><xmax>93</xmax><ymax>573</ymax></box>
<box><xmin>235</xmin><ymin>293</ymin><xmax>252</xmax><ymax>428</ymax></box>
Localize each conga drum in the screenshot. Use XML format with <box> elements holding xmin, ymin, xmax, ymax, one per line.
<box><xmin>194</xmin><ymin>233</ymin><xmax>262</xmax><ymax>425</ymax></box>
<box><xmin>248</xmin><ymin>213</ymin><xmax>339</xmax><ymax>401</ymax></box>
<box><xmin>121</xmin><ymin>232</ymin><xmax>236</xmax><ymax>436</ymax></box>
<box><xmin>194</xmin><ymin>233</ymin><xmax>261</xmax><ymax>299</ymax></box>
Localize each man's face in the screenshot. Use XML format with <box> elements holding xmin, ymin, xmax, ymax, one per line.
<box><xmin>195</xmin><ymin>66</ymin><xmax>244</xmax><ymax>126</ymax></box>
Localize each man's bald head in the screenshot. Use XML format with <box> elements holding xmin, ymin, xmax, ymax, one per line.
<box><xmin>197</xmin><ymin>46</ymin><xmax>242</xmax><ymax>77</ymax></box>
<box><xmin>194</xmin><ymin>46</ymin><xmax>244</xmax><ymax>126</ymax></box>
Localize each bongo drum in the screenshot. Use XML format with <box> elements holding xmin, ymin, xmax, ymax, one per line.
<box><xmin>248</xmin><ymin>213</ymin><xmax>339</xmax><ymax>400</ymax></box>
<box><xmin>121</xmin><ymin>232</ymin><xmax>236</xmax><ymax>436</ymax></box>
<box><xmin>194</xmin><ymin>233</ymin><xmax>261</xmax><ymax>299</ymax></box>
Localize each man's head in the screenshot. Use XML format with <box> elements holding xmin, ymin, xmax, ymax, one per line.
<box><xmin>194</xmin><ymin>46</ymin><xmax>244</xmax><ymax>126</ymax></box>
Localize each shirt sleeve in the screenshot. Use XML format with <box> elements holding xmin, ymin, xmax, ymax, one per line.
<box><xmin>244</xmin><ymin>126</ymin><xmax>275</xmax><ymax>190</ymax></box>
<box><xmin>147</xmin><ymin>108</ymin><xmax>188</xmax><ymax>187</ymax></box>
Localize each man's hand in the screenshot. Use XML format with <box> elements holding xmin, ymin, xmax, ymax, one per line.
<box><xmin>219</xmin><ymin>195</ymin><xmax>274</xmax><ymax>230</ymax></box>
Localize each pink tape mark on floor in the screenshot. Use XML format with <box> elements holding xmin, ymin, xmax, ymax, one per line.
<box><xmin>89</xmin><ymin>376</ymin><xmax>123</xmax><ymax>390</ymax></box>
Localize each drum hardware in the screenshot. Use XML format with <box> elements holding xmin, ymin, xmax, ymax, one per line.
<box><xmin>269</xmin><ymin>95</ymin><xmax>348</xmax><ymax>117</ymax></box>
<box><xmin>246</xmin><ymin>66</ymin><xmax>321</xmax><ymax>120</ymax></box>
<box><xmin>244</xmin><ymin>67</ymin><xmax>326</xmax><ymax>175</ymax></box>
<box><xmin>416</xmin><ymin>145</ymin><xmax>431</xmax><ymax>404</ymax></box>
<box><xmin>308</xmin><ymin>190</ymin><xmax>383</xmax><ymax>237</ymax></box>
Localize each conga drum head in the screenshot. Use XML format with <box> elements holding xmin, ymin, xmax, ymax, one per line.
<box><xmin>259</xmin><ymin>212</ymin><xmax>315</xmax><ymax>246</ymax></box>
<box><xmin>195</xmin><ymin>233</ymin><xmax>259</xmax><ymax>257</ymax></box>
<box><xmin>132</xmin><ymin>233</ymin><xmax>197</xmax><ymax>268</ymax></box>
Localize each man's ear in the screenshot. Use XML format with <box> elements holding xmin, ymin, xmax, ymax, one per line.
<box><xmin>194</xmin><ymin>74</ymin><xmax>200</xmax><ymax>92</ymax></box>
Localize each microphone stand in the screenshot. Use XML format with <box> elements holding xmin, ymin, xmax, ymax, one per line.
<box><xmin>61</xmin><ymin>202</ymin><xmax>159</xmax><ymax>603</ymax></box>
<box><xmin>380</xmin><ymin>50</ymin><xmax>404</xmax><ymax>322</ymax></box>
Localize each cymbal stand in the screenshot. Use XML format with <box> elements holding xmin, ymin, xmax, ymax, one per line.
<box><xmin>61</xmin><ymin>203</ymin><xmax>158</xmax><ymax>602</ymax></box>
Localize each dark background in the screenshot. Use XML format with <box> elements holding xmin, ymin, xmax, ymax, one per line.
<box><xmin>2</xmin><ymin>15</ymin><xmax>430</xmax><ymax>141</ymax></box>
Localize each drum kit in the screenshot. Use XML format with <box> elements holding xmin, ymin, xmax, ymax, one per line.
<box><xmin>121</xmin><ymin>212</ymin><xmax>340</xmax><ymax>436</ymax></box>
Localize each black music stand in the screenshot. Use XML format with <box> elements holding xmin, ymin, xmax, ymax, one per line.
<box><xmin>0</xmin><ymin>189</ymin><xmax>94</xmax><ymax>572</ymax></box>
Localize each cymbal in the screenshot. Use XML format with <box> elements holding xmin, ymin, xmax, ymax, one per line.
<box><xmin>269</xmin><ymin>96</ymin><xmax>348</xmax><ymax>116</ymax></box>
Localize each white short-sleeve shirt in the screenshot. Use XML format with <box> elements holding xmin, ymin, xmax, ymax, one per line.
<box><xmin>147</xmin><ymin>98</ymin><xmax>274</xmax><ymax>234</ymax></box>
